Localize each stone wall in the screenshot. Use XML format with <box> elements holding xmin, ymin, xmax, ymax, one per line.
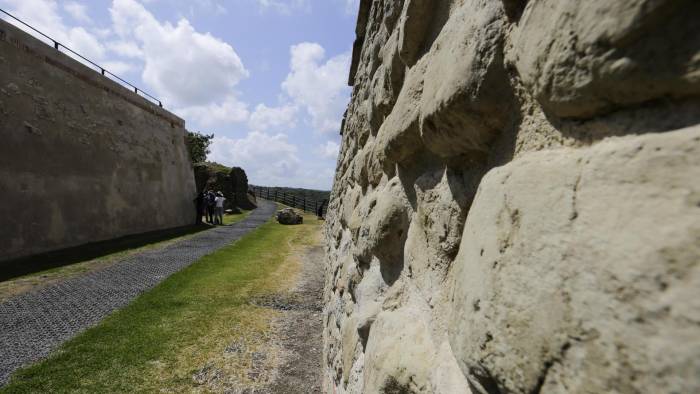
<box><xmin>0</xmin><ymin>19</ymin><xmax>196</xmax><ymax>262</ymax></box>
<box><xmin>324</xmin><ymin>1</ymin><xmax>700</xmax><ymax>393</ymax></box>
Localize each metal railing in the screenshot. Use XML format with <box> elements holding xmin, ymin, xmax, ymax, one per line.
<box><xmin>253</xmin><ymin>186</ymin><xmax>328</xmax><ymax>217</ymax></box>
<box><xmin>0</xmin><ymin>8</ymin><xmax>164</xmax><ymax>108</ymax></box>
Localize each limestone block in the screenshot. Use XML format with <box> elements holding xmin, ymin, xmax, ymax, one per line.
<box><xmin>431</xmin><ymin>341</ymin><xmax>471</xmax><ymax>394</ymax></box>
<box><xmin>341</xmin><ymin>315</ymin><xmax>360</xmax><ymax>384</ymax></box>
<box><xmin>371</xmin><ymin>59</ymin><xmax>426</xmax><ymax>171</ymax></box>
<box><xmin>413</xmin><ymin>168</ymin><xmax>471</xmax><ymax>262</ymax></box>
<box><xmin>369</xmin><ymin>30</ymin><xmax>405</xmax><ymax>133</ymax></box>
<box><xmin>397</xmin><ymin>0</ymin><xmax>434</xmax><ymax>67</ymax></box>
<box><xmin>449</xmin><ymin>126</ymin><xmax>700</xmax><ymax>393</ymax></box>
<box><xmin>512</xmin><ymin>0</ymin><xmax>700</xmax><ymax>118</ymax></box>
<box><xmin>354</xmin><ymin>177</ymin><xmax>411</xmax><ymax>269</ymax></box>
<box><xmin>419</xmin><ymin>0</ymin><xmax>511</xmax><ymax>158</ymax></box>
<box><xmin>353</xmin><ymin>262</ymin><xmax>388</xmax><ymax>308</ymax></box>
<box><xmin>364</xmin><ymin>308</ymin><xmax>436</xmax><ymax>393</ymax></box>
<box><xmin>405</xmin><ymin>167</ymin><xmax>472</xmax><ymax>301</ymax></box>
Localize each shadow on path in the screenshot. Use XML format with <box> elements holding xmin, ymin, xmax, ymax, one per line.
<box><xmin>0</xmin><ymin>224</ymin><xmax>212</xmax><ymax>283</ymax></box>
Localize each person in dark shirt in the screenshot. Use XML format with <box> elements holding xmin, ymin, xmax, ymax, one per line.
<box><xmin>206</xmin><ymin>190</ymin><xmax>216</xmax><ymax>224</ymax></box>
<box><xmin>317</xmin><ymin>199</ymin><xmax>327</xmax><ymax>220</ymax></box>
<box><xmin>194</xmin><ymin>191</ymin><xmax>205</xmax><ymax>224</ymax></box>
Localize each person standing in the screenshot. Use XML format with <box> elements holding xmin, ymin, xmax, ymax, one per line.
<box><xmin>317</xmin><ymin>199</ymin><xmax>327</xmax><ymax>219</ymax></box>
<box><xmin>206</xmin><ymin>190</ymin><xmax>216</xmax><ymax>224</ymax></box>
<box><xmin>215</xmin><ymin>191</ymin><xmax>226</xmax><ymax>225</ymax></box>
<box><xmin>194</xmin><ymin>191</ymin><xmax>205</xmax><ymax>224</ymax></box>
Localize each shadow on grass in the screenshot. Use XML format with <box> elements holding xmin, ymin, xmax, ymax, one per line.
<box><xmin>0</xmin><ymin>224</ymin><xmax>212</xmax><ymax>283</ymax></box>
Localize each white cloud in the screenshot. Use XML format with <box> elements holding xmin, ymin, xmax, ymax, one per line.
<box><xmin>63</xmin><ymin>1</ymin><xmax>91</xmax><ymax>24</ymax></box>
<box><xmin>110</xmin><ymin>0</ymin><xmax>249</xmax><ymax>122</ymax></box>
<box><xmin>177</xmin><ymin>96</ymin><xmax>249</xmax><ymax>128</ymax></box>
<box><xmin>318</xmin><ymin>141</ymin><xmax>340</xmax><ymax>159</ymax></box>
<box><xmin>101</xmin><ymin>60</ymin><xmax>136</xmax><ymax>75</ymax></box>
<box><xmin>1</xmin><ymin>0</ymin><xmax>105</xmax><ymax>60</ymax></box>
<box><xmin>107</xmin><ymin>40</ymin><xmax>144</xmax><ymax>58</ymax></box>
<box><xmin>249</xmin><ymin>103</ymin><xmax>298</xmax><ymax>131</ymax></box>
<box><xmin>209</xmin><ymin>132</ymin><xmax>301</xmax><ymax>186</ymax></box>
<box><xmin>282</xmin><ymin>42</ymin><xmax>350</xmax><ymax>134</ymax></box>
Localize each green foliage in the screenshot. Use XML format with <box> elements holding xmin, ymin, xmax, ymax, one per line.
<box><xmin>185</xmin><ymin>131</ymin><xmax>214</xmax><ymax>164</ymax></box>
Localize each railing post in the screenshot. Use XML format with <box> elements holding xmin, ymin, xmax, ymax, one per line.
<box><xmin>314</xmin><ymin>201</ymin><xmax>318</xmax><ymax>215</ymax></box>
<box><xmin>54</xmin><ymin>41</ymin><xmax>59</xmax><ymax>50</ymax></box>
<box><xmin>267</xmin><ymin>188</ymin><xmax>270</xmax><ymax>199</ymax></box>
<box><xmin>291</xmin><ymin>195</ymin><xmax>295</xmax><ymax>208</ymax></box>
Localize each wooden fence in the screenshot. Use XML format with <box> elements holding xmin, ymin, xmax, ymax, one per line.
<box><xmin>252</xmin><ymin>187</ymin><xmax>328</xmax><ymax>217</ymax></box>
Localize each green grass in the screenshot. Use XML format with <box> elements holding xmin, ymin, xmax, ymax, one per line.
<box><xmin>1</xmin><ymin>213</ymin><xmax>319</xmax><ymax>393</ymax></box>
<box><xmin>222</xmin><ymin>210</ymin><xmax>250</xmax><ymax>225</ymax></box>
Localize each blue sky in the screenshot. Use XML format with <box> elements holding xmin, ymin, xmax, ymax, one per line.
<box><xmin>0</xmin><ymin>0</ymin><xmax>359</xmax><ymax>190</ymax></box>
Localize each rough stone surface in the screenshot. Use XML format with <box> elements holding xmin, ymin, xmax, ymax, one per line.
<box><xmin>512</xmin><ymin>0</ymin><xmax>700</xmax><ymax>119</ymax></box>
<box><xmin>0</xmin><ymin>19</ymin><xmax>196</xmax><ymax>262</ymax></box>
<box><xmin>277</xmin><ymin>208</ymin><xmax>304</xmax><ymax>225</ymax></box>
<box><xmin>324</xmin><ymin>1</ymin><xmax>700</xmax><ymax>393</ymax></box>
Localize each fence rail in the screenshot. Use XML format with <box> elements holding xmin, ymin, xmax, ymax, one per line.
<box><xmin>0</xmin><ymin>8</ymin><xmax>164</xmax><ymax>108</ymax></box>
<box><xmin>252</xmin><ymin>187</ymin><xmax>328</xmax><ymax>217</ymax></box>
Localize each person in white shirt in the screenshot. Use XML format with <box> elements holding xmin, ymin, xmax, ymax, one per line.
<box><xmin>215</xmin><ymin>191</ymin><xmax>226</xmax><ymax>225</ymax></box>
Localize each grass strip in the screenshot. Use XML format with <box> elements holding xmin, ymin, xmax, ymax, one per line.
<box><xmin>1</xmin><ymin>214</ymin><xmax>318</xmax><ymax>393</ymax></box>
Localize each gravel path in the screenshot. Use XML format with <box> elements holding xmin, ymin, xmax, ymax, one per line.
<box><xmin>263</xmin><ymin>244</ymin><xmax>324</xmax><ymax>393</ymax></box>
<box><xmin>0</xmin><ymin>201</ymin><xmax>276</xmax><ymax>386</ymax></box>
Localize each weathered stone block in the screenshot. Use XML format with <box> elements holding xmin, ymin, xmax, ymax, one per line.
<box><xmin>512</xmin><ymin>0</ymin><xmax>700</xmax><ymax>118</ymax></box>
<box><xmin>449</xmin><ymin>126</ymin><xmax>700</xmax><ymax>393</ymax></box>
<box><xmin>419</xmin><ymin>0</ymin><xmax>511</xmax><ymax>158</ymax></box>
<box><xmin>364</xmin><ymin>308</ymin><xmax>435</xmax><ymax>393</ymax></box>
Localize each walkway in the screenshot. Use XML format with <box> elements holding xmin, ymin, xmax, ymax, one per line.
<box><xmin>0</xmin><ymin>201</ymin><xmax>276</xmax><ymax>386</ymax></box>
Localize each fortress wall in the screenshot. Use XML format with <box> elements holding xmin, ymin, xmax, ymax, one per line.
<box><xmin>0</xmin><ymin>19</ymin><xmax>196</xmax><ymax>262</ymax></box>
<box><xmin>324</xmin><ymin>1</ymin><xmax>700</xmax><ymax>393</ymax></box>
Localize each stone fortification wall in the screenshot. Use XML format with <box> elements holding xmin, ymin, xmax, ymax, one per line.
<box><xmin>0</xmin><ymin>19</ymin><xmax>196</xmax><ymax>262</ymax></box>
<box><xmin>324</xmin><ymin>1</ymin><xmax>700</xmax><ymax>393</ymax></box>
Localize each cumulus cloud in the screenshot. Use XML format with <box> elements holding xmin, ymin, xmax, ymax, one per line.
<box><xmin>63</xmin><ymin>1</ymin><xmax>91</xmax><ymax>24</ymax></box>
<box><xmin>106</xmin><ymin>40</ymin><xmax>144</xmax><ymax>58</ymax></box>
<box><xmin>319</xmin><ymin>141</ymin><xmax>340</xmax><ymax>159</ymax></box>
<box><xmin>1</xmin><ymin>0</ymin><xmax>105</xmax><ymax>60</ymax></box>
<box><xmin>177</xmin><ymin>96</ymin><xmax>249</xmax><ymax>128</ymax></box>
<box><xmin>248</xmin><ymin>104</ymin><xmax>298</xmax><ymax>131</ymax></box>
<box><xmin>209</xmin><ymin>131</ymin><xmax>301</xmax><ymax>186</ymax></box>
<box><xmin>109</xmin><ymin>0</ymin><xmax>249</xmax><ymax>124</ymax></box>
<box><xmin>101</xmin><ymin>60</ymin><xmax>136</xmax><ymax>75</ymax></box>
<box><xmin>282</xmin><ymin>42</ymin><xmax>350</xmax><ymax>134</ymax></box>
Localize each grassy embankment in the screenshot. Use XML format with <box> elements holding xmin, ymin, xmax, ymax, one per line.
<box><xmin>1</xmin><ymin>210</ymin><xmax>318</xmax><ymax>393</ymax></box>
<box><xmin>0</xmin><ymin>211</ymin><xmax>251</xmax><ymax>302</ymax></box>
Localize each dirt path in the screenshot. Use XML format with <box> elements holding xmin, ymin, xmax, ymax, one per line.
<box><xmin>230</xmin><ymin>242</ymin><xmax>325</xmax><ymax>394</ymax></box>
<box><xmin>263</xmin><ymin>244</ymin><xmax>324</xmax><ymax>393</ymax></box>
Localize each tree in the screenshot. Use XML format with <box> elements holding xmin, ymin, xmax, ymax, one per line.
<box><xmin>185</xmin><ymin>131</ymin><xmax>214</xmax><ymax>164</ymax></box>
